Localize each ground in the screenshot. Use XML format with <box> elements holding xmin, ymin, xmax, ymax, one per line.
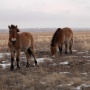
<box><xmin>0</xmin><ymin>30</ymin><xmax>90</xmax><ymax>90</ymax></box>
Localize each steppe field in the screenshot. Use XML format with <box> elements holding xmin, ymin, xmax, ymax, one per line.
<box><xmin>0</xmin><ymin>29</ymin><xmax>90</xmax><ymax>90</ymax></box>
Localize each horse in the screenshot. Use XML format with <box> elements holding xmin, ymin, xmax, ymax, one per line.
<box><xmin>8</xmin><ymin>24</ymin><xmax>37</xmax><ymax>70</ymax></box>
<box><xmin>50</xmin><ymin>27</ymin><xmax>73</xmax><ymax>56</ymax></box>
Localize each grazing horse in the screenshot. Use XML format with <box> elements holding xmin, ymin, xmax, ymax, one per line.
<box><xmin>50</xmin><ymin>27</ymin><xmax>73</xmax><ymax>56</ymax></box>
<box><xmin>8</xmin><ymin>24</ymin><xmax>37</xmax><ymax>70</ymax></box>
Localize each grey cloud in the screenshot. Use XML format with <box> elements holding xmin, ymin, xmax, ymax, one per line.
<box><xmin>0</xmin><ymin>8</ymin><xmax>90</xmax><ymax>28</ymax></box>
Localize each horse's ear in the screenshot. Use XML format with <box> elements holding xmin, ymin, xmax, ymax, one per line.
<box><xmin>17</xmin><ymin>29</ymin><xmax>20</xmax><ymax>32</ymax></box>
<box><xmin>8</xmin><ymin>25</ymin><xmax>11</xmax><ymax>29</ymax></box>
<box><xmin>16</xmin><ymin>25</ymin><xmax>17</xmax><ymax>28</ymax></box>
<box><xmin>57</xmin><ymin>28</ymin><xmax>62</xmax><ymax>30</ymax></box>
<box><xmin>15</xmin><ymin>25</ymin><xmax>20</xmax><ymax>32</ymax></box>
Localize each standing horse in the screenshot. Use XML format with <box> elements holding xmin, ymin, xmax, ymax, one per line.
<box><xmin>8</xmin><ymin>24</ymin><xmax>37</xmax><ymax>70</ymax></box>
<box><xmin>50</xmin><ymin>27</ymin><xmax>73</xmax><ymax>56</ymax></box>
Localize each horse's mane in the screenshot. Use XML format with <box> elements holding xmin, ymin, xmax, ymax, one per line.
<box><xmin>10</xmin><ymin>24</ymin><xmax>20</xmax><ymax>32</ymax></box>
<box><xmin>51</xmin><ymin>28</ymin><xmax>62</xmax><ymax>46</ymax></box>
<box><xmin>11</xmin><ymin>24</ymin><xmax>16</xmax><ymax>28</ymax></box>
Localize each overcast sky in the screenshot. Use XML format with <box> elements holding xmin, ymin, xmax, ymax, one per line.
<box><xmin>0</xmin><ymin>0</ymin><xmax>90</xmax><ymax>29</ymax></box>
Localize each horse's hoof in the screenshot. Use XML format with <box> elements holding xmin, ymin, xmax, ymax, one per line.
<box><xmin>10</xmin><ymin>69</ymin><xmax>14</xmax><ymax>71</ymax></box>
<box><xmin>10</xmin><ymin>66</ymin><xmax>14</xmax><ymax>71</ymax></box>
<box><xmin>65</xmin><ymin>52</ymin><xmax>67</xmax><ymax>54</ymax></box>
<box><xmin>17</xmin><ymin>66</ymin><xmax>20</xmax><ymax>69</ymax></box>
<box><xmin>70</xmin><ymin>51</ymin><xmax>72</xmax><ymax>54</ymax></box>
<box><xmin>26</xmin><ymin>64</ymin><xmax>30</xmax><ymax>68</ymax></box>
<box><xmin>35</xmin><ymin>60</ymin><xmax>37</xmax><ymax>65</ymax></box>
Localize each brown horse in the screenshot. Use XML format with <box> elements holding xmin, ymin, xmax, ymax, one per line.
<box><xmin>50</xmin><ymin>27</ymin><xmax>73</xmax><ymax>56</ymax></box>
<box><xmin>8</xmin><ymin>24</ymin><xmax>37</xmax><ymax>70</ymax></box>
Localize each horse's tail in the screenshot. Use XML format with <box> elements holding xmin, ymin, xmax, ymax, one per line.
<box><xmin>72</xmin><ymin>38</ymin><xmax>73</xmax><ymax>43</ymax></box>
<box><xmin>28</xmin><ymin>48</ymin><xmax>32</xmax><ymax>56</ymax></box>
<box><xmin>71</xmin><ymin>32</ymin><xmax>73</xmax><ymax>43</ymax></box>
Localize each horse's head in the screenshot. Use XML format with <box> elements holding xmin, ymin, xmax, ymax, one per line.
<box><xmin>8</xmin><ymin>24</ymin><xmax>20</xmax><ymax>44</ymax></box>
<box><xmin>50</xmin><ymin>44</ymin><xmax>57</xmax><ymax>56</ymax></box>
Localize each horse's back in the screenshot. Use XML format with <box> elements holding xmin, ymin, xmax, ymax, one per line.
<box><xmin>19</xmin><ymin>32</ymin><xmax>33</xmax><ymax>41</ymax></box>
<box><xmin>63</xmin><ymin>27</ymin><xmax>73</xmax><ymax>40</ymax></box>
<box><xmin>57</xmin><ymin>27</ymin><xmax>73</xmax><ymax>44</ymax></box>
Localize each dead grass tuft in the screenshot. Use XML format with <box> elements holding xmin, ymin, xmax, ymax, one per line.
<box><xmin>71</xmin><ymin>77</ymin><xmax>83</xmax><ymax>87</ymax></box>
<box><xmin>42</xmin><ymin>72</ymin><xmax>69</xmax><ymax>85</ymax></box>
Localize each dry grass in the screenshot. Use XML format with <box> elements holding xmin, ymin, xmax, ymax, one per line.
<box><xmin>73</xmin><ymin>31</ymin><xmax>90</xmax><ymax>50</ymax></box>
<box><xmin>0</xmin><ymin>30</ymin><xmax>90</xmax><ymax>90</ymax></box>
<box><xmin>0</xmin><ymin>31</ymin><xmax>90</xmax><ymax>52</ymax></box>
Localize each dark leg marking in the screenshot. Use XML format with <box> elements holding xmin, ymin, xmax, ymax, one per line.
<box><xmin>28</xmin><ymin>48</ymin><xmax>37</xmax><ymax>65</ymax></box>
<box><xmin>65</xmin><ymin>44</ymin><xmax>68</xmax><ymax>54</ymax></box>
<box><xmin>11</xmin><ymin>57</ymin><xmax>14</xmax><ymax>70</ymax></box>
<box><xmin>16</xmin><ymin>57</ymin><xmax>20</xmax><ymax>69</ymax></box>
<box><xmin>58</xmin><ymin>46</ymin><xmax>62</xmax><ymax>54</ymax></box>
<box><xmin>26</xmin><ymin>62</ymin><xmax>30</xmax><ymax>67</ymax></box>
<box><xmin>69</xmin><ymin>44</ymin><xmax>72</xmax><ymax>54</ymax></box>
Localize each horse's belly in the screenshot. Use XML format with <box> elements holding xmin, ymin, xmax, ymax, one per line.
<box><xmin>20</xmin><ymin>43</ymin><xmax>31</xmax><ymax>52</ymax></box>
<box><xmin>19</xmin><ymin>33</ymin><xmax>32</xmax><ymax>51</ymax></box>
<box><xmin>20</xmin><ymin>46</ymin><xmax>28</xmax><ymax>51</ymax></box>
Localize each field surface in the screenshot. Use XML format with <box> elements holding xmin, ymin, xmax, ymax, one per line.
<box><xmin>0</xmin><ymin>30</ymin><xmax>90</xmax><ymax>90</ymax></box>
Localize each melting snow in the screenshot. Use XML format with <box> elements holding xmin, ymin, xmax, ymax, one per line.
<box><xmin>36</xmin><ymin>58</ymin><xmax>53</xmax><ymax>63</ymax></box>
<box><xmin>83</xmin><ymin>56</ymin><xmax>90</xmax><ymax>58</ymax></box>
<box><xmin>73</xmin><ymin>50</ymin><xmax>77</xmax><ymax>52</ymax></box>
<box><xmin>0</xmin><ymin>63</ymin><xmax>10</xmax><ymax>69</ymax></box>
<box><xmin>82</xmin><ymin>73</ymin><xmax>87</xmax><ymax>75</ymax></box>
<box><xmin>60</xmin><ymin>61</ymin><xmax>69</xmax><ymax>65</ymax></box>
<box><xmin>0</xmin><ymin>52</ymin><xmax>25</xmax><ymax>59</ymax></box>
<box><xmin>77</xmin><ymin>51</ymin><xmax>88</xmax><ymax>54</ymax></box>
<box><xmin>74</xmin><ymin>84</ymin><xmax>90</xmax><ymax>90</ymax></box>
<box><xmin>59</xmin><ymin>72</ymin><xmax>70</xmax><ymax>74</ymax></box>
<box><xmin>0</xmin><ymin>53</ymin><xmax>4</xmax><ymax>58</ymax></box>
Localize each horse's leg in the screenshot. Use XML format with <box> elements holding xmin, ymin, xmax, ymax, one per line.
<box><xmin>16</xmin><ymin>51</ymin><xmax>20</xmax><ymax>69</ymax></box>
<box><xmin>58</xmin><ymin>44</ymin><xmax>63</xmax><ymax>54</ymax></box>
<box><xmin>25</xmin><ymin>51</ymin><xmax>30</xmax><ymax>67</ymax></box>
<box><xmin>28</xmin><ymin>47</ymin><xmax>37</xmax><ymax>65</ymax></box>
<box><xmin>69</xmin><ymin>39</ymin><xmax>73</xmax><ymax>54</ymax></box>
<box><xmin>69</xmin><ymin>44</ymin><xmax>73</xmax><ymax>54</ymax></box>
<box><xmin>10</xmin><ymin>51</ymin><xmax>15</xmax><ymax>70</ymax></box>
<box><xmin>65</xmin><ymin>43</ymin><xmax>68</xmax><ymax>54</ymax></box>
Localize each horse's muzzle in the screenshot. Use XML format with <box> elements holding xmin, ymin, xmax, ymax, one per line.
<box><xmin>12</xmin><ymin>41</ymin><xmax>16</xmax><ymax>44</ymax></box>
<box><xmin>11</xmin><ymin>38</ymin><xmax>16</xmax><ymax>44</ymax></box>
<box><xmin>12</xmin><ymin>38</ymin><xmax>16</xmax><ymax>42</ymax></box>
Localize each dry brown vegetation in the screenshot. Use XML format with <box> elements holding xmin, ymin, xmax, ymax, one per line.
<box><xmin>0</xmin><ymin>30</ymin><xmax>90</xmax><ymax>90</ymax></box>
